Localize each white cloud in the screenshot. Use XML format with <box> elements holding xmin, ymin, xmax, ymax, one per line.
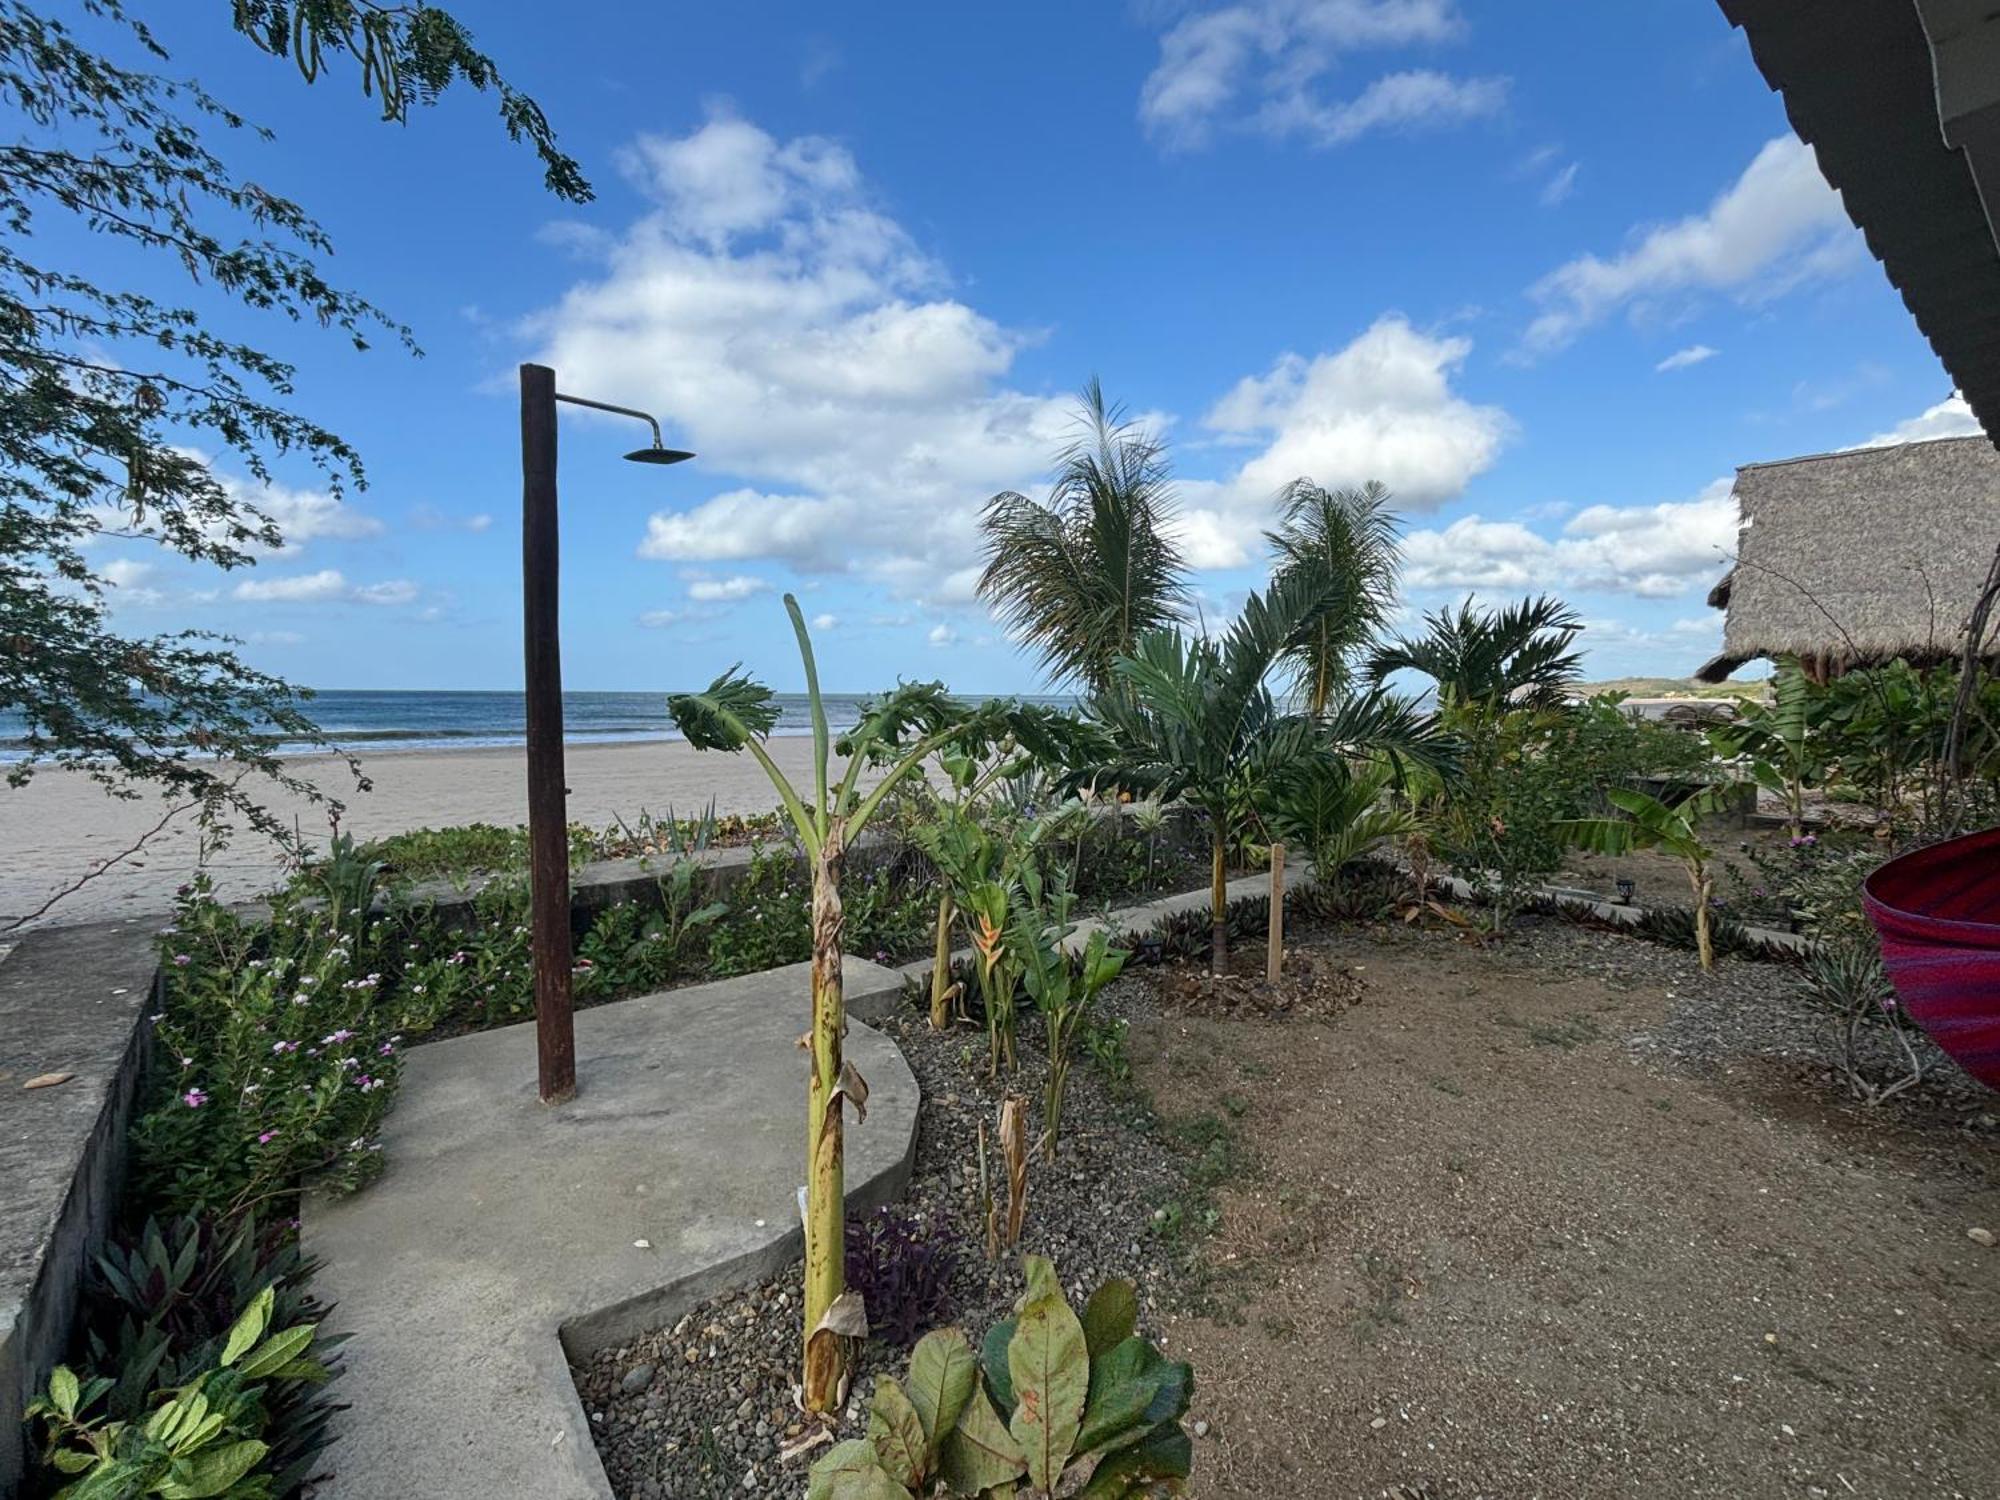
<box><xmin>532</xmin><ymin>114</ymin><xmax>1074</xmax><ymax>592</ymax></box>
<box><xmin>1518</xmin><ymin>135</ymin><xmax>1861</xmax><ymax>358</ymax></box>
<box><xmin>1256</xmin><ymin>69</ymin><xmax>1508</xmax><ymax>149</ymax></box>
<box><xmin>1401</xmin><ymin>478</ymin><xmax>1738</xmax><ymax>599</ymax></box>
<box><xmin>927</xmin><ymin>621</ymin><xmax>957</xmax><ymax>647</ymax></box>
<box><xmin>548</xmin><ymin>118</ymin><xmax>1510</xmax><ymax>603</ymax></box>
<box><xmin>1200</xmin><ymin>314</ymin><xmax>1510</xmax><ymax>516</ymax></box>
<box><xmin>811</xmin><ymin>612</ymin><xmax>839</xmax><ymax>631</ymax></box>
<box><xmin>352</xmin><ymin>579</ymin><xmax>418</xmax><ymax>606</ymax></box>
<box><xmin>1538</xmin><ymin>160</ymin><xmax>1579</xmax><ymax>206</ymax></box>
<box><xmin>410</xmin><ymin>503</ymin><xmax>494</xmax><ymax>534</ymax></box>
<box><xmin>685</xmin><ymin>573</ymin><xmax>772</xmax><ymax>602</ymax></box>
<box><xmin>1139</xmin><ymin>1</ymin><xmax>1502</xmax><ymax>149</ymax></box>
<box><xmin>235</xmin><ymin>477</ymin><xmax>382</xmax><ymax>552</ymax></box>
<box><xmin>1851</xmin><ymin>391</ymin><xmax>1983</xmax><ymax>448</ymax></box>
<box><xmin>232</xmin><ymin>570</ymin><xmax>419</xmax><ymax>607</ymax></box>
<box><xmin>233</xmin><ymin>569</ymin><xmax>348</xmax><ymax>603</ymax></box>
<box><xmin>1655</xmin><ymin>344</ymin><xmax>1718</xmax><ymax>373</ymax></box>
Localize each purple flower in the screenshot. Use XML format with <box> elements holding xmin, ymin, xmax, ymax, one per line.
<box><xmin>379</xmin><ymin>1042</ymin><xmax>395</xmax><ymax>1056</ymax></box>
<box><xmin>182</xmin><ymin>1088</ymin><xmax>207</xmax><ymax>1108</ymax></box>
<box><xmin>272</xmin><ymin>1040</ymin><xmax>300</xmax><ymax>1055</ymax></box>
<box><xmin>172</xmin><ymin>954</ymin><xmax>192</xmax><ymax>967</ymax></box>
<box><xmin>258</xmin><ymin>1130</ymin><xmax>278</xmax><ymax>1145</ymax></box>
<box><xmin>322</xmin><ymin>1028</ymin><xmax>355</xmax><ymax>1046</ymax></box>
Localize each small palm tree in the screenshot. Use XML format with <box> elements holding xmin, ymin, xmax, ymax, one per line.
<box><xmin>977</xmin><ymin>379</ymin><xmax>1191</xmax><ymax>694</ymax></box>
<box><xmin>1266</xmin><ymin>479</ymin><xmax>1401</xmax><ymax>714</ymax></box>
<box><xmin>1266</xmin><ymin>757</ymin><xmax>1415</xmax><ymax>903</ymax></box>
<box><xmin>1095</xmin><ymin>565</ymin><xmax>1445</xmax><ymax>975</ymax></box>
<box><xmin>667</xmin><ymin>597</ymin><xmax>1009</xmax><ymax>1413</ymax></box>
<box><xmin>1368</xmin><ymin>594</ymin><xmax>1583</xmax><ymax>715</ymax></box>
<box><xmin>1559</xmin><ymin>786</ymin><xmax>1727</xmax><ymax>970</ymax></box>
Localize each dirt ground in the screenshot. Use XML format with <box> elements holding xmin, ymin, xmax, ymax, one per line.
<box><xmin>1132</xmin><ymin>926</ymin><xmax>2000</xmax><ymax>1499</ymax></box>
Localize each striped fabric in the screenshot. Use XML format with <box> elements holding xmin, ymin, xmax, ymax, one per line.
<box><xmin>1864</xmin><ymin>827</ymin><xmax>2000</xmax><ymax>1090</ymax></box>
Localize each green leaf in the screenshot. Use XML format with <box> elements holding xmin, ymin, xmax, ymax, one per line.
<box><xmin>154</xmin><ymin>1439</ymin><xmax>270</xmax><ymax>1499</ymax></box>
<box><xmin>866</xmin><ymin>1378</ymin><xmax>928</xmax><ymax>1490</ymax></box>
<box><xmin>1080</xmin><ymin>1281</ymin><xmax>1138</xmax><ymax>1360</ymax></box>
<box><xmin>219</xmin><ymin>1286</ymin><xmax>273</xmax><ymax>1367</ymax></box>
<box><xmin>1007</xmin><ymin>1289</ymin><xmax>1090</xmax><ymax>1490</ymax></box>
<box><xmin>1076</xmin><ymin>1421</ymin><xmax>1194</xmax><ymax>1497</ymax></box>
<box><xmin>938</xmin><ymin>1386</ymin><xmax>1026</xmax><ymax>1496</ymax></box>
<box><xmin>981</xmin><ymin>1319</ymin><xmax>1018</xmax><ymax>1416</ymax></box>
<box><xmin>235</xmin><ymin>1323</ymin><xmax>315</xmax><ymax>1380</ymax></box>
<box><xmin>803</xmin><ymin>1440</ymin><xmax>913</xmax><ymax>1500</ymax></box>
<box><xmin>907</xmin><ymin>1328</ymin><xmax>978</xmax><ymax>1461</ymax></box>
<box><xmin>1074</xmin><ymin>1338</ymin><xmax>1168</xmax><ymax>1456</ymax></box>
<box><xmin>48</xmin><ymin>1365</ymin><xmax>80</xmax><ymax>1419</ymax></box>
<box><xmin>50</xmin><ymin>1446</ymin><xmax>96</xmax><ymax>1474</ymax></box>
<box><xmin>1020</xmin><ymin>1254</ymin><xmax>1065</xmax><ymax>1308</ymax></box>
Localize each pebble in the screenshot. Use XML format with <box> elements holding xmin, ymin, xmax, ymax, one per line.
<box><xmin>1969</xmin><ymin>1227</ymin><xmax>1995</xmax><ymax>1247</ymax></box>
<box><xmin>620</xmin><ymin>1364</ymin><xmax>655</xmax><ymax>1396</ymax></box>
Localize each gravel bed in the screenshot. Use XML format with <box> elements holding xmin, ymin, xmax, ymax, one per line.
<box><xmin>572</xmin><ymin>979</ymin><xmax>1202</xmax><ymax>1500</ymax></box>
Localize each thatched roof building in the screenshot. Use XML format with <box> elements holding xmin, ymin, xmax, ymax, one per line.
<box><xmin>1696</xmin><ymin>435</ymin><xmax>2000</xmax><ymax>682</ymax></box>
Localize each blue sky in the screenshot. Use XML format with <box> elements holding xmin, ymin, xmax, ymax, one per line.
<box><xmin>83</xmin><ymin>1</ymin><xmax>1979</xmax><ymax>693</ymax></box>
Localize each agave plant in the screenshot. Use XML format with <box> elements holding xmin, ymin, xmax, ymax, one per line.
<box><xmin>668</xmin><ymin>597</ymin><xmax>1017</xmax><ymax>1413</ymax></box>
<box><xmin>1265</xmin><ymin>478</ymin><xmax>1401</xmax><ymax>715</ymax></box>
<box><xmin>808</xmin><ymin>1257</ymin><xmax>1193</xmax><ymax>1500</ymax></box>
<box><xmin>1368</xmin><ymin>594</ymin><xmax>1583</xmax><ymax>717</ymax></box>
<box><xmin>977</xmin><ymin>380</ymin><xmax>1191</xmax><ymax>696</ymax></box>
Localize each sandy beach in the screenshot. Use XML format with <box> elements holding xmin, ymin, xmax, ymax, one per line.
<box><xmin>0</xmin><ymin>737</ymin><xmax>850</xmax><ymax>931</ymax></box>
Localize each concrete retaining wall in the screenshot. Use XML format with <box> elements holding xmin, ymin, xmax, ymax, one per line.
<box><xmin>0</xmin><ymin>921</ymin><xmax>161</xmax><ymax>1494</ymax></box>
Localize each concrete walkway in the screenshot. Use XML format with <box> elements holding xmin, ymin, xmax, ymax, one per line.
<box><xmin>303</xmin><ymin>958</ymin><xmax>919</xmax><ymax>1500</ymax></box>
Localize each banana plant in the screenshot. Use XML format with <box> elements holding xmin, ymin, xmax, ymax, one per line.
<box><xmin>1559</xmin><ymin>785</ymin><xmax>1729</xmax><ymax>970</ymax></box>
<box><xmin>27</xmin><ymin>1285</ymin><xmax>327</xmax><ymax>1498</ymax></box>
<box><xmin>1011</xmin><ymin>868</ymin><xmax>1129</xmax><ymax>1157</ymax></box>
<box><xmin>1708</xmin><ymin>654</ymin><xmax>1820</xmax><ymax>838</ymax></box>
<box><xmin>669</xmin><ymin>595</ymin><xmax>1013</xmax><ymax>1413</ymax></box>
<box><xmin>808</xmin><ymin>1256</ymin><xmax>1194</xmax><ymax>1500</ymax></box>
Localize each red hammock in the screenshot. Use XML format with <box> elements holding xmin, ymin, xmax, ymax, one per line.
<box><xmin>1863</xmin><ymin>827</ymin><xmax>2000</xmax><ymax>1090</ymax></box>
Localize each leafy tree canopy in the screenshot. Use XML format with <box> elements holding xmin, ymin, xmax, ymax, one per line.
<box><xmin>0</xmin><ymin>1</ymin><xmax>583</xmax><ymax>858</ymax></box>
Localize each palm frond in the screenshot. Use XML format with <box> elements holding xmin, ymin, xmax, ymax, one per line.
<box><xmin>1367</xmin><ymin>593</ymin><xmax>1583</xmax><ymax>711</ymax></box>
<box><xmin>976</xmin><ymin>381</ymin><xmax>1191</xmax><ymax>692</ymax></box>
<box><xmin>1266</xmin><ymin>478</ymin><xmax>1402</xmax><ymax>713</ymax></box>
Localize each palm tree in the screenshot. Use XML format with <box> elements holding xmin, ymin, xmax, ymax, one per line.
<box><xmin>1368</xmin><ymin>594</ymin><xmax>1584</xmax><ymax>715</ymax></box>
<box><xmin>978</xmin><ymin>379</ymin><xmax>1191</xmax><ymax>694</ymax></box>
<box><xmin>667</xmin><ymin>598</ymin><xmax>1012</xmax><ymax>1413</ymax></box>
<box><xmin>1095</xmin><ymin>564</ymin><xmax>1446</xmax><ymax>975</ymax></box>
<box><xmin>1266</xmin><ymin>479</ymin><xmax>1401</xmax><ymax>714</ymax></box>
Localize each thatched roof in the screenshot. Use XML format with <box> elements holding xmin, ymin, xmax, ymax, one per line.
<box><xmin>1696</xmin><ymin>435</ymin><xmax>2000</xmax><ymax>681</ymax></box>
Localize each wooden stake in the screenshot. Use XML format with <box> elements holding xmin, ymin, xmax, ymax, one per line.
<box><xmin>1267</xmin><ymin>841</ymin><xmax>1285</xmax><ymax>985</ymax></box>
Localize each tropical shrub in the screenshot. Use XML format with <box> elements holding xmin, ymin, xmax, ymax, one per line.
<box><xmin>807</xmin><ymin>1257</ymin><xmax>1194</xmax><ymax>1499</ymax></box>
<box><xmin>1367</xmin><ymin>594</ymin><xmax>1583</xmax><ymax>715</ymax></box>
<box><xmin>133</xmin><ymin>882</ymin><xmax>409</xmax><ymax>1218</ymax></box>
<box><xmin>28</xmin><ymin>1285</ymin><xmax>330</xmax><ymax>1499</ymax></box>
<box><xmin>1265</xmin><ymin>758</ymin><xmax>1414</xmax><ymax>898</ymax></box>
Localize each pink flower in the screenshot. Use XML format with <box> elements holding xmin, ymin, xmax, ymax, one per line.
<box><xmin>258</xmin><ymin>1130</ymin><xmax>278</xmax><ymax>1145</ymax></box>
<box><xmin>171</xmin><ymin>954</ymin><xmax>191</xmax><ymax>967</ymax></box>
<box><xmin>182</xmin><ymin>1089</ymin><xmax>207</xmax><ymax>1108</ymax></box>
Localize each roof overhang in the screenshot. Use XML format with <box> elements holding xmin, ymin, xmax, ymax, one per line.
<box><xmin>1720</xmin><ymin>0</ymin><xmax>2000</xmax><ymax>444</ymax></box>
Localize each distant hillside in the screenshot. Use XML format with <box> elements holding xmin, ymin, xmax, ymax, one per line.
<box><xmin>1577</xmin><ymin>677</ymin><xmax>1768</xmax><ymax>702</ymax></box>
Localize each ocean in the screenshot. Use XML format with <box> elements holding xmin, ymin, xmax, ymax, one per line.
<box><xmin>0</xmin><ymin>689</ymin><xmax>1079</xmax><ymax>759</ymax></box>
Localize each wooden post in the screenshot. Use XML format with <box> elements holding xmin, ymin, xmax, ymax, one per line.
<box><xmin>1266</xmin><ymin>841</ymin><xmax>1285</xmax><ymax>985</ymax></box>
<box><xmin>521</xmin><ymin>363</ymin><xmax>575</xmax><ymax>1105</ymax></box>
